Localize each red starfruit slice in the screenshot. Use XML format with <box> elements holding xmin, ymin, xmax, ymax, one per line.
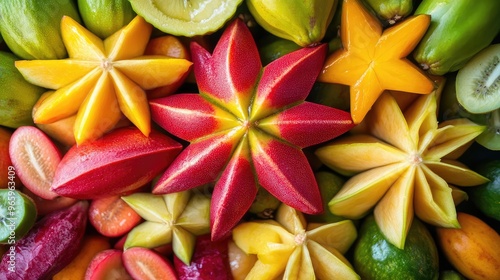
<box><xmin>51</xmin><ymin>127</ymin><xmax>182</xmax><ymax>199</ymax></box>
<box><xmin>150</xmin><ymin>18</ymin><xmax>355</xmax><ymax>240</ymax></box>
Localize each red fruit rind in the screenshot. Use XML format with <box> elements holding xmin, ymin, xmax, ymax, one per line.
<box><xmin>153</xmin><ymin>128</ymin><xmax>244</xmax><ymax>194</ymax></box>
<box><xmin>258</xmin><ymin>102</ymin><xmax>355</xmax><ymax>148</ymax></box>
<box><xmin>51</xmin><ymin>127</ymin><xmax>182</xmax><ymax>199</ymax></box>
<box><xmin>0</xmin><ymin>201</ymin><xmax>88</xmax><ymax>279</ymax></box>
<box><xmin>150</xmin><ymin>94</ymin><xmax>238</xmax><ymax>141</ymax></box>
<box><xmin>9</xmin><ymin>126</ymin><xmax>62</xmax><ymax>199</ymax></box>
<box><xmin>122</xmin><ymin>247</ymin><xmax>178</xmax><ymax>280</ymax></box>
<box><xmin>210</xmin><ymin>137</ymin><xmax>258</xmax><ymax>239</ymax></box>
<box><xmin>249</xmin><ymin>130</ymin><xmax>323</xmax><ymax>214</ymax></box>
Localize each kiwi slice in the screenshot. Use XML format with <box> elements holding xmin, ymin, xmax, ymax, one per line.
<box><xmin>475</xmin><ymin>108</ymin><xmax>500</xmax><ymax>151</ymax></box>
<box><xmin>0</xmin><ymin>189</ymin><xmax>37</xmax><ymax>243</ymax></box>
<box><xmin>128</xmin><ymin>0</ymin><xmax>244</xmax><ymax>37</ymax></box>
<box><xmin>456</xmin><ymin>44</ymin><xmax>500</xmax><ymax>114</ymax></box>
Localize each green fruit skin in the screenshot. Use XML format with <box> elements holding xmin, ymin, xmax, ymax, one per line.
<box><xmin>78</xmin><ymin>0</ymin><xmax>136</xmax><ymax>39</ymax></box>
<box><xmin>247</xmin><ymin>0</ymin><xmax>338</xmax><ymax>47</ymax></box>
<box><xmin>0</xmin><ymin>0</ymin><xmax>82</xmax><ymax>59</ymax></box>
<box><xmin>0</xmin><ymin>189</ymin><xmax>37</xmax><ymax>243</ymax></box>
<box><xmin>354</xmin><ymin>215</ymin><xmax>439</xmax><ymax>280</ymax></box>
<box><xmin>362</xmin><ymin>0</ymin><xmax>413</xmax><ymax>24</ymax></box>
<box><xmin>413</xmin><ymin>0</ymin><xmax>500</xmax><ymax>75</ymax></box>
<box><xmin>0</xmin><ymin>51</ymin><xmax>45</xmax><ymax>128</ymax></box>
<box><xmin>305</xmin><ymin>171</ymin><xmax>346</xmax><ymax>223</ymax></box>
<box><xmin>258</xmin><ymin>35</ymin><xmax>302</xmax><ymax>65</ymax></box>
<box><xmin>469</xmin><ymin>160</ymin><xmax>500</xmax><ymax>221</ymax></box>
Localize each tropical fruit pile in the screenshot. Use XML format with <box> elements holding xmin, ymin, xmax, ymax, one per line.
<box><xmin>0</xmin><ymin>0</ymin><xmax>499</xmax><ymax>279</ymax></box>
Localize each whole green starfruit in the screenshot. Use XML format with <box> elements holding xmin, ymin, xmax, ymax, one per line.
<box><xmin>149</xmin><ymin>18</ymin><xmax>354</xmax><ymax>240</ymax></box>
<box><xmin>246</xmin><ymin>0</ymin><xmax>338</xmax><ymax>47</ymax></box>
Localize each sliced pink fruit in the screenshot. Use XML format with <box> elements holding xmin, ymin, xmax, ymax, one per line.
<box><xmin>0</xmin><ymin>200</ymin><xmax>88</xmax><ymax>279</ymax></box>
<box><xmin>122</xmin><ymin>247</ymin><xmax>178</xmax><ymax>280</ymax></box>
<box><xmin>89</xmin><ymin>195</ymin><xmax>142</xmax><ymax>237</ymax></box>
<box><xmin>51</xmin><ymin>127</ymin><xmax>182</xmax><ymax>199</ymax></box>
<box><xmin>9</xmin><ymin>126</ymin><xmax>62</xmax><ymax>199</ymax></box>
<box><xmin>174</xmin><ymin>234</ymin><xmax>233</xmax><ymax>280</ymax></box>
<box><xmin>85</xmin><ymin>249</ymin><xmax>132</xmax><ymax>280</ymax></box>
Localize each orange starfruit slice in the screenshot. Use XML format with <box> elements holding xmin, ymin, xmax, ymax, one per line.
<box><xmin>318</xmin><ymin>0</ymin><xmax>435</xmax><ymax>124</ymax></box>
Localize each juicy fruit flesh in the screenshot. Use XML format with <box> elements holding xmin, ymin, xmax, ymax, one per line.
<box><xmin>128</xmin><ymin>0</ymin><xmax>244</xmax><ymax>36</ymax></box>
<box><xmin>456</xmin><ymin>43</ymin><xmax>500</xmax><ymax>114</ymax></box>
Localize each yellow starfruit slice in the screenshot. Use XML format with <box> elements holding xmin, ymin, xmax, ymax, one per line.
<box><xmin>15</xmin><ymin>15</ymin><xmax>193</xmax><ymax>144</ymax></box>
<box><xmin>232</xmin><ymin>204</ymin><xmax>360</xmax><ymax>279</ymax></box>
<box><xmin>315</xmin><ymin>91</ymin><xmax>489</xmax><ymax>249</ymax></box>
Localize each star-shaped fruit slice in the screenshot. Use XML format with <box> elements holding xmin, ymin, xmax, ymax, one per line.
<box><xmin>149</xmin><ymin>19</ymin><xmax>355</xmax><ymax>240</ymax></box>
<box><xmin>315</xmin><ymin>90</ymin><xmax>489</xmax><ymax>248</ymax></box>
<box><xmin>232</xmin><ymin>203</ymin><xmax>360</xmax><ymax>279</ymax></box>
<box><xmin>317</xmin><ymin>0</ymin><xmax>435</xmax><ymax>124</ymax></box>
<box><xmin>15</xmin><ymin>16</ymin><xmax>192</xmax><ymax>144</ymax></box>
<box><xmin>121</xmin><ymin>190</ymin><xmax>211</xmax><ymax>265</ymax></box>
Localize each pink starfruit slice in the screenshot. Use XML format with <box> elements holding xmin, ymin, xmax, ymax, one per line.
<box><xmin>149</xmin><ymin>18</ymin><xmax>355</xmax><ymax>240</ymax></box>
<box><xmin>51</xmin><ymin>127</ymin><xmax>182</xmax><ymax>199</ymax></box>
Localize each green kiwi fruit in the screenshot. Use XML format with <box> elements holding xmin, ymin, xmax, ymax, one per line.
<box><xmin>475</xmin><ymin>109</ymin><xmax>500</xmax><ymax>151</ymax></box>
<box><xmin>456</xmin><ymin>44</ymin><xmax>500</xmax><ymax>114</ymax></box>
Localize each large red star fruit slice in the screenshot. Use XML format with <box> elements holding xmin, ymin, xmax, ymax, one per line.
<box><xmin>51</xmin><ymin>127</ymin><xmax>182</xmax><ymax>199</ymax></box>
<box><xmin>150</xmin><ymin>19</ymin><xmax>354</xmax><ymax>241</ymax></box>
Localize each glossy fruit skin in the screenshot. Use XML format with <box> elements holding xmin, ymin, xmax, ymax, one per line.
<box><xmin>413</xmin><ymin>0</ymin><xmax>500</xmax><ymax>75</ymax></box>
<box><xmin>0</xmin><ymin>0</ymin><xmax>82</xmax><ymax>59</ymax></box>
<box><xmin>0</xmin><ymin>51</ymin><xmax>45</xmax><ymax>128</ymax></box>
<box><xmin>174</xmin><ymin>234</ymin><xmax>233</xmax><ymax>280</ymax></box>
<box><xmin>353</xmin><ymin>215</ymin><xmax>439</xmax><ymax>280</ymax></box>
<box><xmin>247</xmin><ymin>0</ymin><xmax>338</xmax><ymax>47</ymax></box>
<box><xmin>0</xmin><ymin>200</ymin><xmax>88</xmax><ymax>279</ymax></box>
<box><xmin>469</xmin><ymin>160</ymin><xmax>500</xmax><ymax>220</ymax></box>
<box><xmin>436</xmin><ymin>212</ymin><xmax>500</xmax><ymax>280</ymax></box>
<box><xmin>362</xmin><ymin>0</ymin><xmax>413</xmax><ymax>25</ymax></box>
<box><xmin>77</xmin><ymin>0</ymin><xmax>136</xmax><ymax>38</ymax></box>
<box><xmin>51</xmin><ymin>127</ymin><xmax>182</xmax><ymax>199</ymax></box>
